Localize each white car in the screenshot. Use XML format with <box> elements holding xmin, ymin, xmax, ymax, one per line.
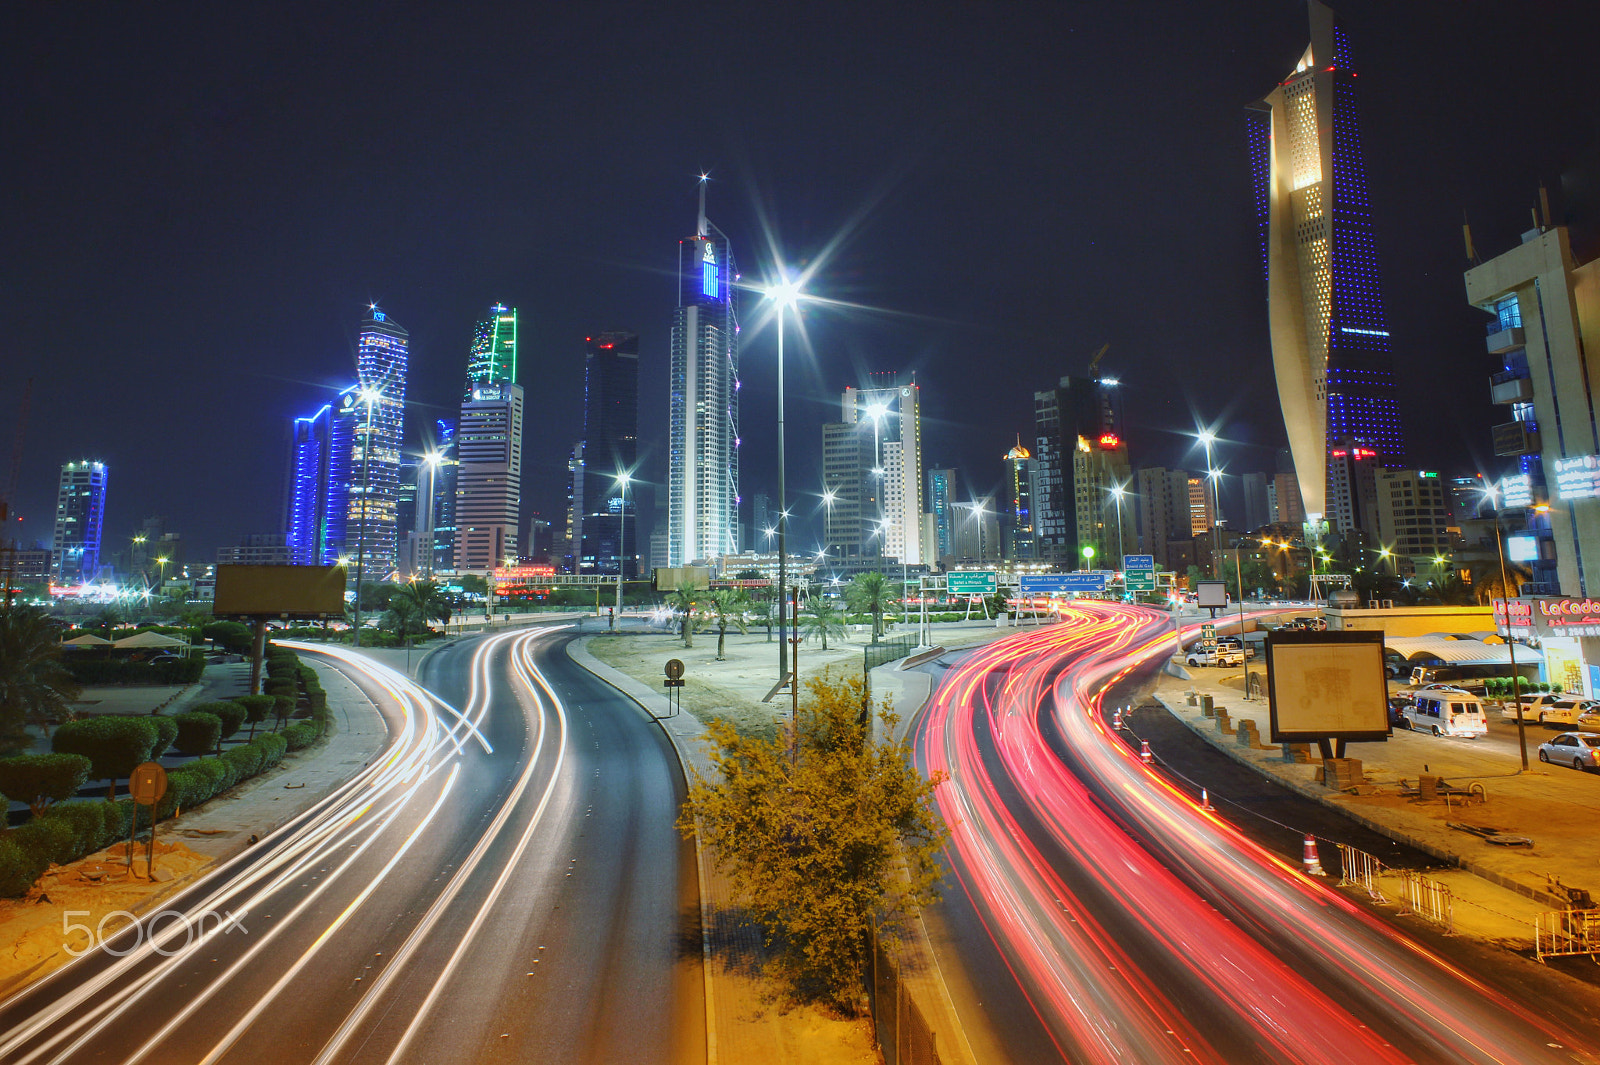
<box><xmin>1531</xmin><ymin>698</ymin><xmax>1600</xmax><ymax>727</ymax></box>
<box><xmin>1538</xmin><ymin>732</ymin><xmax>1600</xmax><ymax>771</ymax></box>
<box><xmin>1186</xmin><ymin>641</ymin><xmax>1244</xmax><ymax>668</ymax></box>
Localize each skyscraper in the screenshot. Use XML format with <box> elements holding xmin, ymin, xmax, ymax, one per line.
<box><xmin>345</xmin><ymin>308</ymin><xmax>409</xmax><ymax>579</ymax></box>
<box><xmin>1248</xmin><ymin>1</ymin><xmax>1405</xmax><ymax>527</ymax></box>
<box><xmin>821</xmin><ymin>377</ymin><xmax>925</xmax><ymax>563</ymax></box>
<box><xmin>1136</xmin><ymin>467</ymin><xmax>1193</xmax><ymax>569</ymax></box>
<box><xmin>1073</xmin><ymin>433</ymin><xmax>1134</xmax><ymax>564</ymax></box>
<box><xmin>1034</xmin><ymin>374</ymin><xmax>1121</xmax><ymax>565</ymax></box>
<box><xmin>667</xmin><ymin>182</ymin><xmax>739</xmax><ymax>565</ymax></box>
<box><xmin>285</xmin><ymin>403</ymin><xmax>333</xmax><ymax>565</ymax></box>
<box><xmin>1004</xmin><ymin>444</ymin><xmax>1035</xmax><ymax>560</ymax></box>
<box><xmin>429</xmin><ymin>418</ymin><xmax>458</xmax><ymax>575</ymax></box>
<box><xmin>1241</xmin><ymin>471</ymin><xmax>1271</xmax><ymax>534</ymax></box>
<box><xmin>455</xmin><ymin>306</ymin><xmax>523</xmax><ymax>572</ymax></box>
<box><xmin>52</xmin><ymin>461</ymin><xmax>107</xmax><ymax>584</ymax></box>
<box><xmin>579</xmin><ymin>332</ymin><xmax>640</xmax><ymax>576</ymax></box>
<box><xmin>927</xmin><ymin>468</ymin><xmax>956</xmax><ymax>562</ymax></box>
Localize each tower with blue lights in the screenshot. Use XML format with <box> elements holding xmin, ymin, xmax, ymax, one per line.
<box><xmin>667</xmin><ymin>178</ymin><xmax>740</xmax><ymax>565</ymax></box>
<box><xmin>285</xmin><ymin>403</ymin><xmax>334</xmax><ymax>565</ymax></box>
<box><xmin>345</xmin><ymin>308</ymin><xmax>409</xmax><ymax>577</ymax></box>
<box><xmin>1247</xmin><ymin>0</ymin><xmax>1405</xmax><ymax>529</ymax></box>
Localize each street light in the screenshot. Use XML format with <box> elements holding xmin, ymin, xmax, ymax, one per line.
<box><xmin>1109</xmin><ymin>482</ymin><xmax>1127</xmax><ymax>571</ymax></box>
<box><xmin>613</xmin><ymin>470</ymin><xmax>631</xmax><ymax>629</ymax></box>
<box><xmin>768</xmin><ymin>273</ymin><xmax>803</xmax><ymax>685</ymax></box>
<box><xmin>1482</xmin><ymin>481</ymin><xmax>1530</xmax><ymax>771</ymax></box>
<box><xmin>421</xmin><ymin>450</ymin><xmax>444</xmax><ymax>579</ymax></box>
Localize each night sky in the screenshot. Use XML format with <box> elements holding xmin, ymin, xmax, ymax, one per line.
<box><xmin>4</xmin><ymin>2</ymin><xmax>1595</xmax><ymax>563</ymax></box>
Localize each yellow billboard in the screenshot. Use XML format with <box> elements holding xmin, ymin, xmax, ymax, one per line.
<box><xmin>213</xmin><ymin>565</ymin><xmax>347</xmax><ymax>618</ymax></box>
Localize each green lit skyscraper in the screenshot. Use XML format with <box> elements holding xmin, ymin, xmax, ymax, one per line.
<box><xmin>465</xmin><ymin>304</ymin><xmax>518</xmax><ymax>397</ymax></box>
<box><xmin>455</xmin><ymin>305</ymin><xmax>524</xmax><ymax>571</ymax></box>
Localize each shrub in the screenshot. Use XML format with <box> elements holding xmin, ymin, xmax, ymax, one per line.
<box><xmin>263</xmin><ymin>677</ymin><xmax>295</xmax><ymax>698</ymax></box>
<box><xmin>0</xmin><ymin>837</ymin><xmax>48</xmax><ymax>898</ymax></box>
<box><xmin>60</xmin><ymin>656</ymin><xmax>206</xmax><ymax>686</ymax></box>
<box><xmin>105</xmin><ymin>799</ymin><xmax>136</xmax><ymax>841</ymax></box>
<box><xmin>155</xmin><ymin>768</ymin><xmax>210</xmax><ymax>819</ymax></box>
<box><xmin>205</xmin><ymin>701</ymin><xmax>248</xmax><ymax>741</ymax></box>
<box><xmin>53</xmin><ymin>717</ymin><xmax>162</xmax><ymax>799</ymax></box>
<box><xmin>12</xmin><ymin>816</ymin><xmax>77</xmax><ymax>866</ymax></box>
<box><xmin>172</xmin><ymin>712</ymin><xmax>222</xmax><ymax>757</ymax></box>
<box><xmin>149</xmin><ymin>715</ymin><xmax>179</xmax><ymax>758</ymax></box>
<box><xmin>0</xmin><ymin>753</ymin><xmax>93</xmax><ymax>817</ymax></box>
<box><xmin>43</xmin><ymin>801</ymin><xmax>117</xmax><ymax>856</ymax></box>
<box><xmin>282</xmin><ymin>722</ymin><xmax>318</xmax><ymax>751</ymax></box>
<box><xmin>222</xmin><ymin>744</ymin><xmax>263</xmax><ymax>780</ymax></box>
<box><xmin>271</xmin><ymin>696</ymin><xmax>294</xmax><ymax>728</ymax></box>
<box><xmin>202</xmin><ymin>621</ymin><xmax>254</xmax><ymax>654</ymax></box>
<box><xmin>253</xmin><ymin>733</ymin><xmax>288</xmax><ymax>770</ymax></box>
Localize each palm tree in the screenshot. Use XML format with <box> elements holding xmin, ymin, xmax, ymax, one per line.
<box><xmin>0</xmin><ymin>606</ymin><xmax>82</xmax><ymax>750</ymax></box>
<box><xmin>392</xmin><ymin>580</ymin><xmax>452</xmax><ymax>630</ymax></box>
<box><xmin>706</xmin><ymin>589</ymin><xmax>750</xmax><ymax>660</ymax></box>
<box><xmin>668</xmin><ymin>587</ymin><xmax>699</xmax><ymax>648</ymax></box>
<box><xmin>846</xmin><ymin>571</ymin><xmax>897</xmax><ymax>644</ymax></box>
<box><xmin>801</xmin><ymin>595</ymin><xmax>846</xmax><ymax>651</ymax></box>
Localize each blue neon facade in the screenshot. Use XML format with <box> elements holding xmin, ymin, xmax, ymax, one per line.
<box><xmin>286</xmin><ymin>404</ymin><xmax>334</xmax><ymax>565</ymax></box>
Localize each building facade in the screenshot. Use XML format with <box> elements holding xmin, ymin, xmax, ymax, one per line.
<box><xmin>1375</xmin><ymin>470</ymin><xmax>1452</xmax><ymax>576</ymax></box>
<box><xmin>455</xmin><ymin>306</ymin><xmax>522</xmax><ymax>572</ymax></box>
<box><xmin>1072</xmin><ymin>434</ymin><xmax>1135</xmax><ymax>565</ymax></box>
<box><xmin>927</xmin><ymin>468</ymin><xmax>956</xmax><ymax>563</ymax></box>
<box><xmin>1136</xmin><ymin>467</ymin><xmax>1192</xmax><ymax>570</ymax></box>
<box><xmin>1248</xmin><ymin>1</ymin><xmax>1405</xmax><ymax>529</ymax></box>
<box><xmin>579</xmin><ymin>332</ymin><xmax>640</xmax><ymax>577</ymax></box>
<box><xmin>1327</xmin><ymin>442</ymin><xmax>1381</xmax><ymax>545</ymax></box>
<box><xmin>429</xmin><ymin>418</ymin><xmax>458</xmax><ymax>575</ymax></box>
<box><xmin>1034</xmin><ymin>374</ymin><xmax>1121</xmax><ymax>566</ymax></box>
<box><xmin>285</xmin><ymin>403</ymin><xmax>334</xmax><ymax>565</ymax></box>
<box><xmin>217</xmin><ymin>533</ymin><xmax>291</xmax><ymax>566</ymax></box>
<box><xmin>52</xmin><ymin>461</ymin><xmax>107</xmax><ymax>584</ymax></box>
<box><xmin>1241</xmin><ymin>471</ymin><xmax>1270</xmax><ymax>533</ymax></box>
<box><xmin>1005</xmin><ymin>444</ymin><xmax>1035</xmax><ymax>560</ymax></box>
<box><xmin>667</xmin><ymin>184</ymin><xmax>739</xmax><ymax>565</ymax></box>
<box><xmin>1188</xmin><ymin>476</ymin><xmax>1215</xmax><ymax>536</ymax></box>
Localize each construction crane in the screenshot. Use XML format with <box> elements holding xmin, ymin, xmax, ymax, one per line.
<box><xmin>1</xmin><ymin>378</ymin><xmax>33</xmax><ymax>609</ymax></box>
<box><xmin>1086</xmin><ymin>343</ymin><xmax>1110</xmax><ymax>380</ymax></box>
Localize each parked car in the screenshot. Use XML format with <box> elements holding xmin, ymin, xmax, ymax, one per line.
<box><xmin>1186</xmin><ymin>640</ymin><xmax>1244</xmax><ymax>668</ymax></box>
<box><xmin>1537</xmin><ymin>732</ymin><xmax>1600</xmax><ymax>771</ymax></box>
<box><xmin>1279</xmin><ymin>617</ymin><xmax>1327</xmax><ymax>632</ymax></box>
<box><xmin>1215</xmin><ymin>635</ymin><xmax>1256</xmax><ymax>660</ymax></box>
<box><xmin>1502</xmin><ymin>692</ymin><xmax>1564</xmax><ymax>720</ymax></box>
<box><xmin>1577</xmin><ymin>708</ymin><xmax>1600</xmax><ymax>733</ymax></box>
<box><xmin>1400</xmin><ymin>689</ymin><xmax>1489</xmax><ymax>738</ymax></box>
<box><xmin>1387</xmin><ymin>694</ymin><xmax>1414</xmax><ymax>728</ymax></box>
<box><xmin>1529</xmin><ymin>698</ymin><xmax>1600</xmax><ymax>727</ymax></box>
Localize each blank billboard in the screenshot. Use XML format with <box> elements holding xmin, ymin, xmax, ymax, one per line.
<box><xmin>1196</xmin><ymin>581</ymin><xmax>1228</xmax><ymax>609</ymax></box>
<box><xmin>1506</xmin><ymin>534</ymin><xmax>1538</xmax><ymax>563</ymax></box>
<box><xmin>213</xmin><ymin>565</ymin><xmax>347</xmax><ymax>618</ymax></box>
<box><xmin>1266</xmin><ymin>630</ymin><xmax>1390</xmax><ymax>743</ymax></box>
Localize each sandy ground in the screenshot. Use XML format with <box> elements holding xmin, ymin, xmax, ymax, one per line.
<box><xmin>0</xmin><ymin>837</ymin><xmax>212</xmax><ymax>991</ymax></box>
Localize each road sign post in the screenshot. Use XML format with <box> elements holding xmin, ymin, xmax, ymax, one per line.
<box><xmin>662</xmin><ymin>659</ymin><xmax>685</xmax><ymax>717</ymax></box>
<box><xmin>129</xmin><ymin>762</ymin><xmax>168</xmax><ymax>876</ymax></box>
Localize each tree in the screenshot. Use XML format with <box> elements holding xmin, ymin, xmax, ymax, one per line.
<box><xmin>358</xmin><ymin>581</ymin><xmax>395</xmax><ymax>612</ymax></box>
<box><xmin>0</xmin><ymin>605</ymin><xmax>83</xmax><ymax>750</ymax></box>
<box><xmin>800</xmin><ymin>596</ymin><xmax>845</xmax><ymax>651</ymax></box>
<box><xmin>381</xmin><ymin>595</ymin><xmax>428</xmax><ymax>639</ymax></box>
<box><xmin>51</xmin><ymin>716</ymin><xmax>161</xmax><ymax>799</ymax></box>
<box><xmin>0</xmin><ymin>753</ymin><xmax>92</xmax><ymax>818</ymax></box>
<box><xmin>668</xmin><ymin>587</ymin><xmax>699</xmax><ymax>648</ymax></box>
<box><xmin>235</xmin><ymin>694</ymin><xmax>277</xmax><ymax>738</ymax></box>
<box><xmin>706</xmin><ymin>589</ymin><xmax>749</xmax><ymax>661</ymax></box>
<box><xmin>845</xmin><ymin>572</ymin><xmax>897</xmax><ymax>643</ymax></box>
<box><xmin>172</xmin><ymin>712</ymin><xmax>223</xmax><ymax>757</ymax></box>
<box><xmin>392</xmin><ymin>580</ymin><xmax>452</xmax><ymax>629</ymax></box>
<box><xmin>680</xmin><ymin>672</ymin><xmax>948</xmax><ymax>1012</ymax></box>
<box><xmin>456</xmin><ymin>573</ymin><xmax>488</xmax><ymax>598</ymax></box>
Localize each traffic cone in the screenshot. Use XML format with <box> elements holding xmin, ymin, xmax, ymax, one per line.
<box><xmin>1139</xmin><ymin>740</ymin><xmax>1153</xmax><ymax>765</ymax></box>
<box><xmin>1302</xmin><ymin>834</ymin><xmax>1325</xmax><ymax>876</ymax></box>
<box><xmin>1112</xmin><ymin>708</ymin><xmax>1124</xmax><ymax>730</ymax></box>
<box><xmin>1200</xmin><ymin>788</ymin><xmax>1215</xmax><ymax>811</ymax></box>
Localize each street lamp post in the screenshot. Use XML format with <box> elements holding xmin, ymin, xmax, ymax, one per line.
<box><xmin>421</xmin><ymin>451</ymin><xmax>443</xmax><ymax>580</ymax></box>
<box><xmin>1485</xmin><ymin>483</ymin><xmax>1530</xmax><ymax>772</ymax></box>
<box><xmin>770</xmin><ymin>278</ymin><xmax>801</xmax><ymax>686</ymax></box>
<box><xmin>1233</xmin><ymin>539</ymin><xmax>1251</xmax><ymax>698</ymax></box>
<box><xmin>1198</xmin><ymin>429</ymin><xmax>1221</xmax><ymax>577</ymax></box>
<box><xmin>352</xmin><ymin>387</ymin><xmax>380</xmax><ymax>648</ymax></box>
<box><xmin>613</xmin><ymin>471</ymin><xmax>630</xmax><ymax>630</ymax></box>
<box><xmin>1110</xmin><ymin>483</ymin><xmax>1127</xmax><ymax>571</ymax></box>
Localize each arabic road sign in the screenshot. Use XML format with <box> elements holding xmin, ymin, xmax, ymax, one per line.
<box><xmin>1020</xmin><ymin>572</ymin><xmax>1108</xmax><ymax>596</ymax></box>
<box><xmin>946</xmin><ymin>571</ymin><xmax>998</xmax><ymax>596</ymax></box>
<box><xmin>1123</xmin><ymin>554</ymin><xmax>1155</xmax><ymax>571</ymax></box>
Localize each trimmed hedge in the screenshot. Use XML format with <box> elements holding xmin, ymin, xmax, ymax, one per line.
<box><xmin>0</xmin><ymin>753</ymin><xmax>93</xmax><ymax>815</ymax></box>
<box><xmin>0</xmin><ymin>837</ymin><xmax>47</xmax><ymax>898</ymax></box>
<box><xmin>282</xmin><ymin>722</ymin><xmax>318</xmax><ymax>751</ymax></box>
<box><xmin>62</xmin><ymin>656</ymin><xmax>206</xmax><ymax>686</ymax></box>
<box><xmin>52</xmin><ymin>717</ymin><xmax>162</xmax><ymax>796</ymax></box>
<box><xmin>236</xmin><ymin>694</ymin><xmax>276</xmax><ymax>734</ymax></box>
<box><xmin>150</xmin><ymin>715</ymin><xmax>179</xmax><ymax>759</ymax></box>
<box><xmin>172</xmin><ymin>712</ymin><xmax>222</xmax><ymax>757</ymax></box>
<box><xmin>11</xmin><ymin>817</ymin><xmax>76</xmax><ymax>866</ymax></box>
<box><xmin>192</xmin><ymin>701</ymin><xmax>247</xmax><ymax>741</ymax></box>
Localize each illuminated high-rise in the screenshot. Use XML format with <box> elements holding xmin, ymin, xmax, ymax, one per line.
<box><xmin>455</xmin><ymin>306</ymin><xmax>523</xmax><ymax>571</ymax></box>
<box><xmin>285</xmin><ymin>403</ymin><xmax>334</xmax><ymax>565</ymax></box>
<box><xmin>579</xmin><ymin>332</ymin><xmax>639</xmax><ymax>576</ymax></box>
<box><xmin>1005</xmin><ymin>443</ymin><xmax>1035</xmax><ymax>560</ymax></box>
<box><xmin>342</xmin><ymin>308</ymin><xmax>409</xmax><ymax>579</ymax></box>
<box><xmin>51</xmin><ymin>461</ymin><xmax>107</xmax><ymax>584</ymax></box>
<box><xmin>1247</xmin><ymin>1</ymin><xmax>1405</xmax><ymax>527</ymax></box>
<box><xmin>667</xmin><ymin>181</ymin><xmax>739</xmax><ymax>565</ymax></box>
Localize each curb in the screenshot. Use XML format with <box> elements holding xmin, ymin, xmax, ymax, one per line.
<box><xmin>1148</xmin><ymin>690</ymin><xmax>1567</xmax><ymax>910</ymax></box>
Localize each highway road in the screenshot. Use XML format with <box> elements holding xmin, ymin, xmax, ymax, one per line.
<box><xmin>914</xmin><ymin>602</ymin><xmax>1600</xmax><ymax>1065</ymax></box>
<box><xmin>0</xmin><ymin>625</ymin><xmax>702</xmax><ymax>1065</ymax></box>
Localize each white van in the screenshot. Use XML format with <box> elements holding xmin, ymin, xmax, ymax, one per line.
<box><xmin>1403</xmin><ymin>690</ymin><xmax>1488</xmax><ymax>738</ymax></box>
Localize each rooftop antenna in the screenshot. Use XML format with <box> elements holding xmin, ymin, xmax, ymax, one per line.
<box><xmin>697</xmin><ymin>172</ymin><xmax>709</xmax><ymax>238</ymax></box>
<box><xmin>1539</xmin><ymin>182</ymin><xmax>1552</xmax><ymax>229</ymax></box>
<box><xmin>1462</xmin><ymin>209</ymin><xmax>1479</xmax><ymax>264</ymax></box>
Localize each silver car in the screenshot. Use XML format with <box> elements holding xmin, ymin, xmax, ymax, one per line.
<box><xmin>1538</xmin><ymin>732</ymin><xmax>1600</xmax><ymax>771</ymax></box>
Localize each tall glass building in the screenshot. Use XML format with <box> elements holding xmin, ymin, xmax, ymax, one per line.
<box><xmin>343</xmin><ymin>309</ymin><xmax>409</xmax><ymax>579</ymax></box>
<box><xmin>667</xmin><ymin>182</ymin><xmax>740</xmax><ymax>565</ymax></box>
<box><xmin>51</xmin><ymin>461</ymin><xmax>107</xmax><ymax>584</ymax></box>
<box><xmin>430</xmin><ymin>418</ymin><xmax>458</xmax><ymax>574</ymax></box>
<box><xmin>455</xmin><ymin>306</ymin><xmax>523</xmax><ymax>571</ymax></box>
<box><xmin>580</xmin><ymin>332</ymin><xmax>640</xmax><ymax>576</ymax></box>
<box><xmin>285</xmin><ymin>403</ymin><xmax>334</xmax><ymax>565</ymax></box>
<box><xmin>1247</xmin><ymin>0</ymin><xmax>1404</xmax><ymax>527</ymax></box>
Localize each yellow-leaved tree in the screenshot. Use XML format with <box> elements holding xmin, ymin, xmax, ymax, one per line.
<box><xmin>680</xmin><ymin>671</ymin><xmax>948</xmax><ymax>1013</ymax></box>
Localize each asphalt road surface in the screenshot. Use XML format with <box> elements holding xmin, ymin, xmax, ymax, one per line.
<box><xmin>0</xmin><ymin>626</ymin><xmax>702</xmax><ymax>1065</ymax></box>
<box><xmin>913</xmin><ymin>603</ymin><xmax>1600</xmax><ymax>1065</ymax></box>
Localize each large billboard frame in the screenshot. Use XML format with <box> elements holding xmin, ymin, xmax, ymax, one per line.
<box><xmin>212</xmin><ymin>565</ymin><xmax>348</xmax><ymax>619</ymax></box>
<box><xmin>1196</xmin><ymin>580</ymin><xmax>1229</xmax><ymax>609</ymax></box>
<box><xmin>1265</xmin><ymin>629</ymin><xmax>1391</xmax><ymax>755</ymax></box>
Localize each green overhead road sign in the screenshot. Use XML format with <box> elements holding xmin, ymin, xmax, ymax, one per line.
<box><xmin>1126</xmin><ymin>572</ymin><xmax>1156</xmax><ymax>592</ymax></box>
<box><xmin>946</xmin><ymin>571</ymin><xmax>997</xmax><ymax>596</ymax></box>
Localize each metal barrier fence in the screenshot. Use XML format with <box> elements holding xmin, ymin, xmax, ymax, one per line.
<box><xmin>1336</xmin><ymin>843</ymin><xmax>1387</xmax><ymax>902</ymax></box>
<box><xmin>869</xmin><ymin>927</ymin><xmax>942</xmax><ymax>1065</ymax></box>
<box><xmin>1535</xmin><ymin>909</ymin><xmax>1600</xmax><ymax>962</ymax></box>
<box><xmin>865</xmin><ymin>633</ymin><xmax>919</xmax><ymax>671</ymax></box>
<box><xmin>1397</xmin><ymin>870</ymin><xmax>1454</xmax><ymax>934</ymax></box>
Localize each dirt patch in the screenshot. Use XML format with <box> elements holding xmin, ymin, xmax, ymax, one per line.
<box><xmin>0</xmin><ymin>838</ymin><xmax>212</xmax><ymax>990</ymax></box>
